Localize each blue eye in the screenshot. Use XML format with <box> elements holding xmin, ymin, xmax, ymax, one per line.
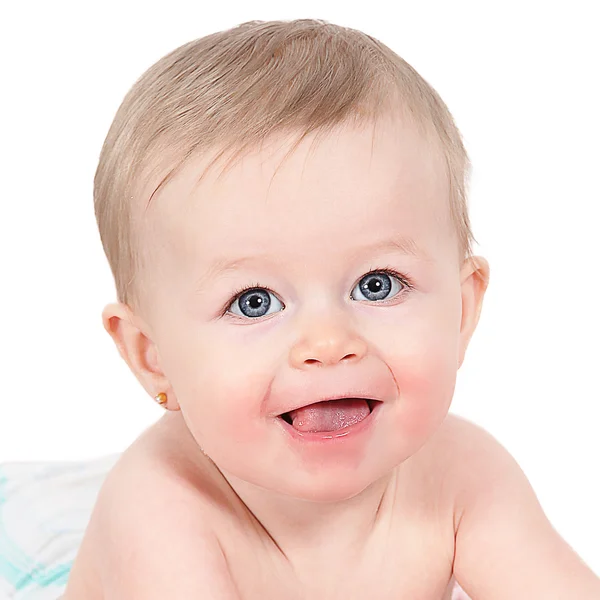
<box><xmin>350</xmin><ymin>270</ymin><xmax>405</xmax><ymax>302</ymax></box>
<box><xmin>223</xmin><ymin>268</ymin><xmax>411</xmax><ymax>320</ymax></box>
<box><xmin>227</xmin><ymin>287</ymin><xmax>284</xmax><ymax>319</ymax></box>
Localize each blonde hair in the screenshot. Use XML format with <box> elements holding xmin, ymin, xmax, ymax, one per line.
<box><xmin>94</xmin><ymin>18</ymin><xmax>476</xmax><ymax>312</ymax></box>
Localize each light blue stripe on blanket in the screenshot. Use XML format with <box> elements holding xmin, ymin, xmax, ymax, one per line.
<box><xmin>0</xmin><ymin>468</ymin><xmax>72</xmax><ymax>592</ymax></box>
<box><xmin>0</xmin><ymin>454</ymin><xmax>119</xmax><ymax>598</ymax></box>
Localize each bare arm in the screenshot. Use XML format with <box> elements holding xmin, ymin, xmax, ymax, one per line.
<box><xmin>452</xmin><ymin>421</ymin><xmax>600</xmax><ymax>598</ymax></box>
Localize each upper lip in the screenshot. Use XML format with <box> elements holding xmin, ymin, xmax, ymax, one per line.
<box><xmin>277</xmin><ymin>395</ymin><xmax>381</xmax><ymax>416</ymax></box>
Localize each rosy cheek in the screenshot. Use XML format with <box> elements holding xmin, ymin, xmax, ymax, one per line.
<box><xmin>397</xmin><ymin>395</ymin><xmax>447</xmax><ymax>441</ymax></box>
<box><xmin>391</xmin><ymin>350</ymin><xmax>457</xmax><ymax>441</ymax></box>
<box><xmin>224</xmin><ymin>410</ymin><xmax>265</xmax><ymax>446</ymax></box>
<box><xmin>208</xmin><ymin>386</ymin><xmax>268</xmax><ymax>447</ymax></box>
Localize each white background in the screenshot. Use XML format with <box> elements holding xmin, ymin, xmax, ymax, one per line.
<box><xmin>1</xmin><ymin>0</ymin><xmax>599</xmax><ymax>576</ymax></box>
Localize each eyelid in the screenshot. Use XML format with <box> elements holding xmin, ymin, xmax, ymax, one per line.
<box><xmin>220</xmin><ymin>266</ymin><xmax>414</xmax><ymax>320</ymax></box>
<box><xmin>364</xmin><ymin>266</ymin><xmax>414</xmax><ymax>291</ymax></box>
<box><xmin>218</xmin><ymin>281</ymin><xmax>278</xmax><ymax>318</ymax></box>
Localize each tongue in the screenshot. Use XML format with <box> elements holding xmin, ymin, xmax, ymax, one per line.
<box><xmin>287</xmin><ymin>398</ymin><xmax>370</xmax><ymax>433</ymax></box>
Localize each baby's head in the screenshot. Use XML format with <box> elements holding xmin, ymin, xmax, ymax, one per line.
<box><xmin>96</xmin><ymin>19</ymin><xmax>489</xmax><ymax>502</ymax></box>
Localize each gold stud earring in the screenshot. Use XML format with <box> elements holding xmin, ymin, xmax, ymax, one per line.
<box><xmin>154</xmin><ymin>392</ymin><xmax>168</xmax><ymax>407</ymax></box>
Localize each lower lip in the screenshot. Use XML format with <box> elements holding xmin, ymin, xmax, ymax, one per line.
<box><xmin>276</xmin><ymin>401</ymin><xmax>381</xmax><ymax>444</ymax></box>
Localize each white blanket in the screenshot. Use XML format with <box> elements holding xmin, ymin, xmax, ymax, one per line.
<box><xmin>0</xmin><ymin>455</ymin><xmax>119</xmax><ymax>599</ymax></box>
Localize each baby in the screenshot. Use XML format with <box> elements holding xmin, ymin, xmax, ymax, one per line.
<box><xmin>63</xmin><ymin>19</ymin><xmax>600</xmax><ymax>599</ymax></box>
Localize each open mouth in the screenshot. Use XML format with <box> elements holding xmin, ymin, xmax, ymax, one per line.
<box><xmin>279</xmin><ymin>398</ymin><xmax>381</xmax><ymax>433</ymax></box>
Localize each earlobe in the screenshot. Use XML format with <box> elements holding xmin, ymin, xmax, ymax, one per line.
<box><xmin>457</xmin><ymin>256</ymin><xmax>490</xmax><ymax>369</ymax></box>
<box><xmin>101</xmin><ymin>303</ymin><xmax>179</xmax><ymax>410</ymax></box>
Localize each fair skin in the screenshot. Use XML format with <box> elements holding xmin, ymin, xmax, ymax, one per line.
<box><xmin>63</xmin><ymin>115</ymin><xmax>600</xmax><ymax>599</ymax></box>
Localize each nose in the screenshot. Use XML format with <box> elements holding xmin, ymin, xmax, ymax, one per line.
<box><xmin>289</xmin><ymin>315</ymin><xmax>368</xmax><ymax>368</ymax></box>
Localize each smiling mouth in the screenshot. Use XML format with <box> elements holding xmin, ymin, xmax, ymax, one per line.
<box><xmin>279</xmin><ymin>398</ymin><xmax>380</xmax><ymax>431</ymax></box>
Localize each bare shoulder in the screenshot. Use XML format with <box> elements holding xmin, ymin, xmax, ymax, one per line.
<box><xmin>64</xmin><ymin>412</ymin><xmax>240</xmax><ymax>599</ymax></box>
<box><xmin>410</xmin><ymin>413</ymin><xmax>516</xmax><ymax>527</ymax></box>
<box><xmin>430</xmin><ymin>417</ymin><xmax>600</xmax><ymax>596</ymax></box>
<box><xmin>436</xmin><ymin>414</ymin><xmax>533</xmax><ymax>517</ymax></box>
<box><xmin>425</xmin><ymin>411</ymin><xmax>508</xmax><ymax>468</ymax></box>
<box><xmin>407</xmin><ymin>413</ymin><xmax>498</xmax><ymax>478</ymax></box>
<box><xmin>426</xmin><ymin>411</ymin><xmax>500</xmax><ymax>454</ymax></box>
<box><xmin>106</xmin><ymin>410</ymin><xmax>225</xmax><ymax>499</ymax></box>
<box><xmin>97</xmin><ymin>410</ymin><xmax>237</xmax><ymax>534</ymax></box>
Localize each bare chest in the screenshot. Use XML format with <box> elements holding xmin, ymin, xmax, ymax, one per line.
<box><xmin>218</xmin><ymin>513</ymin><xmax>456</xmax><ymax>600</ymax></box>
<box><xmin>64</xmin><ymin>518</ymin><xmax>456</xmax><ymax>600</ymax></box>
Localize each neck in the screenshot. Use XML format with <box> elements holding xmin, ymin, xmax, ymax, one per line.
<box><xmin>164</xmin><ymin>411</ymin><xmax>399</xmax><ymax>568</ymax></box>
<box><xmin>216</xmin><ymin>463</ymin><xmax>398</xmax><ymax>564</ymax></box>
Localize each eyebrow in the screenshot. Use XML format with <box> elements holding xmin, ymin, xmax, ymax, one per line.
<box><xmin>194</xmin><ymin>235</ymin><xmax>430</xmax><ymax>290</ymax></box>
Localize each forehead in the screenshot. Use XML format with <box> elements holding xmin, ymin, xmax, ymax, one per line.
<box><xmin>142</xmin><ymin>116</ymin><xmax>452</xmax><ymax>277</ymax></box>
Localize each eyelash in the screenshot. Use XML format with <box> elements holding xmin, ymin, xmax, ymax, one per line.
<box><xmin>219</xmin><ymin>266</ymin><xmax>415</xmax><ymax>319</ymax></box>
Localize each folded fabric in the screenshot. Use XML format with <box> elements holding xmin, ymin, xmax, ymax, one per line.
<box><xmin>0</xmin><ymin>455</ymin><xmax>119</xmax><ymax>599</ymax></box>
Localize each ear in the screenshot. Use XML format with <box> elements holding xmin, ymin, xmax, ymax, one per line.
<box><xmin>457</xmin><ymin>256</ymin><xmax>490</xmax><ymax>369</ymax></box>
<box><xmin>101</xmin><ymin>303</ymin><xmax>180</xmax><ymax>411</ymax></box>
